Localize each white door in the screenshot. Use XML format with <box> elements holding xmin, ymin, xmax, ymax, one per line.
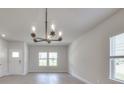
<box><xmin>9</xmin><ymin>49</ymin><xmax>23</xmax><ymax>75</ymax></box>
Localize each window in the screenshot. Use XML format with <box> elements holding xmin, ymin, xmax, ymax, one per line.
<box><xmin>39</xmin><ymin>52</ymin><xmax>47</xmax><ymax>66</ymax></box>
<box><xmin>12</xmin><ymin>52</ymin><xmax>19</xmax><ymax>58</ymax></box>
<box><xmin>110</xmin><ymin>33</ymin><xmax>124</xmax><ymax>83</ymax></box>
<box><xmin>38</xmin><ymin>52</ymin><xmax>58</xmax><ymax>67</ymax></box>
<box><xmin>49</xmin><ymin>52</ymin><xmax>58</xmax><ymax>66</ymax></box>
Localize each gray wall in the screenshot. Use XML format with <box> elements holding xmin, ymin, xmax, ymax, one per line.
<box><xmin>24</xmin><ymin>43</ymin><xmax>29</xmax><ymax>74</ymax></box>
<box><xmin>0</xmin><ymin>38</ymin><xmax>8</xmax><ymax>76</ymax></box>
<box><xmin>69</xmin><ymin>9</ymin><xmax>124</xmax><ymax>84</ymax></box>
<box><xmin>28</xmin><ymin>45</ymin><xmax>68</xmax><ymax>72</ymax></box>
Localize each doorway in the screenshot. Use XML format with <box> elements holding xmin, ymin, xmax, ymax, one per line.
<box><xmin>9</xmin><ymin>49</ymin><xmax>23</xmax><ymax>75</ymax></box>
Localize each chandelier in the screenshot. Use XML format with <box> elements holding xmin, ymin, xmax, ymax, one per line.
<box><xmin>31</xmin><ymin>8</ymin><xmax>63</xmax><ymax>43</ymax></box>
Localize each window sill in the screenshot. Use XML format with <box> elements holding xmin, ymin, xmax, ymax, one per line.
<box><xmin>110</xmin><ymin>78</ymin><xmax>124</xmax><ymax>84</ymax></box>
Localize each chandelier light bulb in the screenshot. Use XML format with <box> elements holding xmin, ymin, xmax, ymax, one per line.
<box><xmin>32</xmin><ymin>26</ymin><xmax>36</xmax><ymax>33</ymax></box>
<box><xmin>47</xmin><ymin>35</ymin><xmax>50</xmax><ymax>39</ymax></box>
<box><xmin>59</xmin><ymin>31</ymin><xmax>62</xmax><ymax>37</ymax></box>
<box><xmin>51</xmin><ymin>24</ymin><xmax>55</xmax><ymax>31</ymax></box>
<box><xmin>1</xmin><ymin>34</ymin><xmax>6</xmax><ymax>37</ymax></box>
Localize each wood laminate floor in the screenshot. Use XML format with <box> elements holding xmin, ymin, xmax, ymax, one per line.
<box><xmin>0</xmin><ymin>73</ymin><xmax>85</xmax><ymax>84</ymax></box>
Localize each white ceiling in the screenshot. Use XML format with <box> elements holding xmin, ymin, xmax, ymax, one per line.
<box><xmin>0</xmin><ymin>8</ymin><xmax>119</xmax><ymax>45</ymax></box>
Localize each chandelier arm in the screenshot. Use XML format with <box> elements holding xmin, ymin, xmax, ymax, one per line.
<box><xmin>50</xmin><ymin>39</ymin><xmax>59</xmax><ymax>41</ymax></box>
<box><xmin>34</xmin><ymin>38</ymin><xmax>46</xmax><ymax>42</ymax></box>
<box><xmin>35</xmin><ymin>37</ymin><xmax>45</xmax><ymax>40</ymax></box>
<box><xmin>49</xmin><ymin>39</ymin><xmax>62</xmax><ymax>41</ymax></box>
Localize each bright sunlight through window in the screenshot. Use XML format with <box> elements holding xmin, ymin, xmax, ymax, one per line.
<box><xmin>39</xmin><ymin>52</ymin><xmax>58</xmax><ymax>67</ymax></box>
<box><xmin>39</xmin><ymin>52</ymin><xmax>47</xmax><ymax>66</ymax></box>
<box><xmin>110</xmin><ymin>33</ymin><xmax>124</xmax><ymax>83</ymax></box>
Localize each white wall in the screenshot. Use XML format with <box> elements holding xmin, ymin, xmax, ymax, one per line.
<box><xmin>28</xmin><ymin>45</ymin><xmax>68</xmax><ymax>72</ymax></box>
<box><xmin>0</xmin><ymin>38</ymin><xmax>8</xmax><ymax>77</ymax></box>
<box><xmin>69</xmin><ymin>9</ymin><xmax>124</xmax><ymax>84</ymax></box>
<box><xmin>24</xmin><ymin>43</ymin><xmax>28</xmax><ymax>74</ymax></box>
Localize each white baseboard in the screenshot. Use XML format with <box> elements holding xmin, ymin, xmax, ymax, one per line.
<box><xmin>23</xmin><ymin>72</ymin><xmax>29</xmax><ymax>75</ymax></box>
<box><xmin>70</xmin><ymin>72</ymin><xmax>92</xmax><ymax>84</ymax></box>
<box><xmin>0</xmin><ymin>72</ymin><xmax>10</xmax><ymax>77</ymax></box>
<box><xmin>0</xmin><ymin>75</ymin><xmax>3</xmax><ymax>77</ymax></box>
<box><xmin>6</xmin><ymin>73</ymin><xmax>28</xmax><ymax>76</ymax></box>
<box><xmin>0</xmin><ymin>72</ymin><xmax>28</xmax><ymax>77</ymax></box>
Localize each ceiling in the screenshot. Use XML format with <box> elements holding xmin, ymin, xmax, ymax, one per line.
<box><xmin>0</xmin><ymin>8</ymin><xmax>119</xmax><ymax>45</ymax></box>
